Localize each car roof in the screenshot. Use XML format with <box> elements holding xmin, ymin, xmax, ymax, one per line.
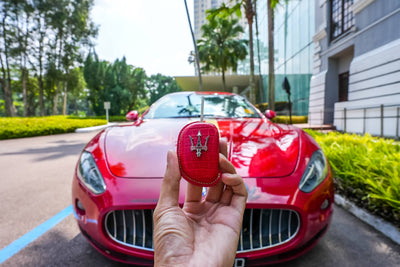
<box><xmin>169</xmin><ymin>91</ymin><xmax>236</xmax><ymax>96</ymax></box>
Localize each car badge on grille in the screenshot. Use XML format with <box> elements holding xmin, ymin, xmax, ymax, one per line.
<box><xmin>190</xmin><ymin>130</ymin><xmax>209</xmax><ymax>157</ymax></box>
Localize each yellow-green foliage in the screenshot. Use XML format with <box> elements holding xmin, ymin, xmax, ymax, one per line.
<box><xmin>0</xmin><ymin>116</ymin><xmax>107</xmax><ymax>140</ymax></box>
<box><xmin>306</xmin><ymin>130</ymin><xmax>400</xmax><ymax>217</ymax></box>
<box><xmin>272</xmin><ymin>116</ymin><xmax>308</xmax><ymax>124</ymax></box>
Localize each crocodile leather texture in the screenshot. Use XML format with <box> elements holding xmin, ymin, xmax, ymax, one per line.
<box><xmin>177</xmin><ymin>121</ymin><xmax>220</xmax><ymax>187</ymax></box>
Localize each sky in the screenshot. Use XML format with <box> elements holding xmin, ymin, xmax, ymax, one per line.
<box><xmin>91</xmin><ymin>0</ymin><xmax>196</xmax><ymax>77</ymax></box>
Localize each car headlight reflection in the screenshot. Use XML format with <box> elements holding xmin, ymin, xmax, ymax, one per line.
<box><xmin>299</xmin><ymin>150</ymin><xmax>328</xmax><ymax>193</ymax></box>
<box><xmin>77</xmin><ymin>151</ymin><xmax>106</xmax><ymax>194</ymax></box>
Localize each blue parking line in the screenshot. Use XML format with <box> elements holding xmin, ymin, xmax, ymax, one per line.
<box><xmin>0</xmin><ymin>205</ymin><xmax>73</xmax><ymax>264</ymax></box>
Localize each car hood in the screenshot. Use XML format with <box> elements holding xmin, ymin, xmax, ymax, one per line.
<box><xmin>104</xmin><ymin>118</ymin><xmax>300</xmax><ymax>178</ymax></box>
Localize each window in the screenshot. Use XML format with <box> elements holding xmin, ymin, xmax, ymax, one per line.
<box><xmin>330</xmin><ymin>0</ymin><xmax>355</xmax><ymax>40</ymax></box>
<box><xmin>338</xmin><ymin>72</ymin><xmax>349</xmax><ymax>102</ymax></box>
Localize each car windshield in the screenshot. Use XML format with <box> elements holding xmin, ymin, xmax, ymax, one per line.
<box><xmin>143</xmin><ymin>93</ymin><xmax>261</xmax><ymax>119</ymax></box>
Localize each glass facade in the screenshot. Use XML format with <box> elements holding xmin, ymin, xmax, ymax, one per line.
<box><xmin>239</xmin><ymin>0</ymin><xmax>315</xmax><ymax>115</ymax></box>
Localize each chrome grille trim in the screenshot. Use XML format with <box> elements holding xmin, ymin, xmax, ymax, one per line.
<box><xmin>141</xmin><ymin>210</ymin><xmax>145</xmax><ymax>247</ymax></box>
<box><xmin>104</xmin><ymin>208</ymin><xmax>300</xmax><ymax>253</ymax></box>
<box><xmin>236</xmin><ymin>209</ymin><xmax>300</xmax><ymax>253</ymax></box>
<box><xmin>105</xmin><ymin>209</ymin><xmax>154</xmax><ymax>251</ymax></box>
<box><xmin>122</xmin><ymin>210</ymin><xmax>126</xmax><ymax>243</ymax></box>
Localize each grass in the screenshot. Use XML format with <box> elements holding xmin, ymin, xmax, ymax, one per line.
<box><xmin>306</xmin><ymin>130</ymin><xmax>400</xmax><ymax>226</ymax></box>
<box><xmin>0</xmin><ymin>116</ymin><xmax>107</xmax><ymax>140</ymax></box>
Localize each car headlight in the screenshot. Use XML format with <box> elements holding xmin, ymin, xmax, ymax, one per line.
<box><xmin>299</xmin><ymin>150</ymin><xmax>328</xmax><ymax>193</ymax></box>
<box><xmin>77</xmin><ymin>151</ymin><xmax>106</xmax><ymax>194</ymax></box>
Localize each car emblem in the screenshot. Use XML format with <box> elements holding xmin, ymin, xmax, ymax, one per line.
<box><xmin>190</xmin><ymin>130</ymin><xmax>209</xmax><ymax>157</ymax></box>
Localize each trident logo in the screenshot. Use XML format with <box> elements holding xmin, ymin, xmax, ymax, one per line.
<box><xmin>190</xmin><ymin>130</ymin><xmax>209</xmax><ymax>157</ymax></box>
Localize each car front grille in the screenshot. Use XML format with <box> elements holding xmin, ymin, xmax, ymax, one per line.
<box><xmin>104</xmin><ymin>208</ymin><xmax>300</xmax><ymax>252</ymax></box>
<box><xmin>238</xmin><ymin>209</ymin><xmax>300</xmax><ymax>252</ymax></box>
<box><xmin>105</xmin><ymin>210</ymin><xmax>154</xmax><ymax>251</ymax></box>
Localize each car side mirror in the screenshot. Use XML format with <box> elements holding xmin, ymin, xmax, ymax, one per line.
<box><xmin>265</xmin><ymin>110</ymin><xmax>276</xmax><ymax>120</ymax></box>
<box><xmin>126</xmin><ymin>110</ymin><xmax>139</xmax><ymax>122</ymax></box>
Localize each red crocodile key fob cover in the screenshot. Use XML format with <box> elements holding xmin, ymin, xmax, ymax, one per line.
<box><xmin>177</xmin><ymin>121</ymin><xmax>220</xmax><ymax>187</ymax></box>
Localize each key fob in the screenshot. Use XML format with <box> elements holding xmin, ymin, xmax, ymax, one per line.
<box><xmin>177</xmin><ymin>121</ymin><xmax>220</xmax><ymax>187</ymax></box>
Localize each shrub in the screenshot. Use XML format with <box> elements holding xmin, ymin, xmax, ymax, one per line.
<box><xmin>272</xmin><ymin>116</ymin><xmax>308</xmax><ymax>124</ymax></box>
<box><xmin>0</xmin><ymin>116</ymin><xmax>107</xmax><ymax>140</ymax></box>
<box><xmin>306</xmin><ymin>130</ymin><xmax>400</xmax><ymax>225</ymax></box>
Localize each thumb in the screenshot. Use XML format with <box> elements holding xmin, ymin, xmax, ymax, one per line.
<box><xmin>157</xmin><ymin>150</ymin><xmax>181</xmax><ymax>207</ymax></box>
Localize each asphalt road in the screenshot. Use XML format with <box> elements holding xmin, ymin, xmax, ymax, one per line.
<box><xmin>0</xmin><ymin>132</ymin><xmax>399</xmax><ymax>266</ymax></box>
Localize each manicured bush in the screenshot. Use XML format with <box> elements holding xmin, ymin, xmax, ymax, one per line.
<box><xmin>306</xmin><ymin>130</ymin><xmax>400</xmax><ymax>226</ymax></box>
<box><xmin>68</xmin><ymin>106</ymin><xmax>149</xmax><ymax>122</ymax></box>
<box><xmin>68</xmin><ymin>115</ymin><xmax>126</xmax><ymax>122</ymax></box>
<box><xmin>272</xmin><ymin>115</ymin><xmax>308</xmax><ymax>124</ymax></box>
<box><xmin>0</xmin><ymin>116</ymin><xmax>107</xmax><ymax>140</ymax></box>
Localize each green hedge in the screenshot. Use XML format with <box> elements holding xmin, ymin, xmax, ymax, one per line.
<box><xmin>272</xmin><ymin>116</ymin><xmax>308</xmax><ymax>124</ymax></box>
<box><xmin>68</xmin><ymin>115</ymin><xmax>127</xmax><ymax>122</ymax></box>
<box><xmin>306</xmin><ymin>130</ymin><xmax>400</xmax><ymax>226</ymax></box>
<box><xmin>0</xmin><ymin>116</ymin><xmax>107</xmax><ymax>140</ymax></box>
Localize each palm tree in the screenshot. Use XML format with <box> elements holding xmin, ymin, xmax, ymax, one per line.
<box><xmin>267</xmin><ymin>0</ymin><xmax>281</xmax><ymax>111</ymax></box>
<box><xmin>243</xmin><ymin>0</ymin><xmax>256</xmax><ymax>104</ymax></box>
<box><xmin>197</xmin><ymin>15</ymin><xmax>248</xmax><ymax>92</ymax></box>
<box><xmin>207</xmin><ymin>1</ymin><xmax>256</xmax><ymax>103</ymax></box>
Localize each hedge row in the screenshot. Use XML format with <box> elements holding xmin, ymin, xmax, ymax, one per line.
<box><xmin>306</xmin><ymin>130</ymin><xmax>400</xmax><ymax>227</ymax></box>
<box><xmin>68</xmin><ymin>115</ymin><xmax>127</xmax><ymax>122</ymax></box>
<box><xmin>0</xmin><ymin>116</ymin><xmax>107</xmax><ymax>140</ymax></box>
<box><xmin>272</xmin><ymin>115</ymin><xmax>308</xmax><ymax>124</ymax></box>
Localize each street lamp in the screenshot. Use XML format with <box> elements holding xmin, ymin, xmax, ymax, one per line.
<box><xmin>184</xmin><ymin>0</ymin><xmax>202</xmax><ymax>91</ymax></box>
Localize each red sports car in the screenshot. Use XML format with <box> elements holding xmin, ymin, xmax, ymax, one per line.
<box><xmin>72</xmin><ymin>91</ymin><xmax>334</xmax><ymax>266</ymax></box>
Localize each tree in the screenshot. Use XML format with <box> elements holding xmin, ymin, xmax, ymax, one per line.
<box><xmin>31</xmin><ymin>0</ymin><xmax>51</xmax><ymax>116</ymax></box>
<box><xmin>0</xmin><ymin>0</ymin><xmax>17</xmax><ymax>116</ymax></box>
<box><xmin>47</xmin><ymin>0</ymin><xmax>97</xmax><ymax>115</ymax></box>
<box><xmin>9</xmin><ymin>0</ymin><xmax>34</xmax><ymax>116</ymax></box>
<box><xmin>84</xmin><ymin>51</ymin><xmax>106</xmax><ymax>116</ymax></box>
<box><xmin>147</xmin><ymin>74</ymin><xmax>182</xmax><ymax>105</ymax></box>
<box><xmin>84</xmin><ymin>52</ymin><xmax>149</xmax><ymax>116</ymax></box>
<box><xmin>267</xmin><ymin>0</ymin><xmax>280</xmax><ymax>112</ymax></box>
<box><xmin>197</xmin><ymin>15</ymin><xmax>248</xmax><ymax>91</ymax></box>
<box><xmin>207</xmin><ymin>1</ymin><xmax>256</xmax><ymax>103</ymax></box>
<box><xmin>243</xmin><ymin>0</ymin><xmax>256</xmax><ymax>103</ymax></box>
<box><xmin>65</xmin><ymin>67</ymin><xmax>86</xmax><ymax>115</ymax></box>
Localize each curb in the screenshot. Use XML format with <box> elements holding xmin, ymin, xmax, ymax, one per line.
<box><xmin>75</xmin><ymin>123</ymin><xmax>118</xmax><ymax>133</ymax></box>
<box><xmin>335</xmin><ymin>194</ymin><xmax>400</xmax><ymax>245</ymax></box>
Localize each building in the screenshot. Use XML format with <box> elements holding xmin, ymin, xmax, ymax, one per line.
<box><xmin>238</xmin><ymin>0</ymin><xmax>315</xmax><ymax>115</ymax></box>
<box><xmin>194</xmin><ymin>0</ymin><xmax>226</xmax><ymax>40</ymax></box>
<box><xmin>309</xmin><ymin>0</ymin><xmax>400</xmax><ymax>137</ymax></box>
<box><xmin>176</xmin><ymin>0</ymin><xmax>251</xmax><ymax>93</ymax></box>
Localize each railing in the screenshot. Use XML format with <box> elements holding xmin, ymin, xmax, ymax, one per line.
<box><xmin>340</xmin><ymin>104</ymin><xmax>400</xmax><ymax>138</ymax></box>
<box><xmin>309</xmin><ymin>104</ymin><xmax>400</xmax><ymax>138</ymax></box>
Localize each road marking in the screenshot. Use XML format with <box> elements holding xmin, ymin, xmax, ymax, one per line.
<box><xmin>0</xmin><ymin>205</ymin><xmax>73</xmax><ymax>264</ymax></box>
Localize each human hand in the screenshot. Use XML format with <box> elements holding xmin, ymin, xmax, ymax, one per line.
<box><xmin>153</xmin><ymin>141</ymin><xmax>248</xmax><ymax>267</ymax></box>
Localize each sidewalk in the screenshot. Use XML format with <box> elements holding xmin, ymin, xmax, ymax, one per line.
<box><xmin>74</xmin><ymin>122</ymin><xmax>118</xmax><ymax>133</ymax></box>
<box><xmin>335</xmin><ymin>194</ymin><xmax>400</xmax><ymax>245</ymax></box>
<box><xmin>293</xmin><ymin>123</ymin><xmax>336</xmax><ymax>131</ymax></box>
<box><xmin>295</xmin><ymin>123</ymin><xmax>336</xmax><ymax>132</ymax></box>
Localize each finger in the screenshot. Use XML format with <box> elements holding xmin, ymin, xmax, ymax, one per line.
<box><xmin>157</xmin><ymin>150</ymin><xmax>181</xmax><ymax>207</ymax></box>
<box><xmin>206</xmin><ymin>152</ymin><xmax>234</xmax><ymax>203</ymax></box>
<box><xmin>221</xmin><ymin>173</ymin><xmax>247</xmax><ymax>209</ymax></box>
<box><xmin>185</xmin><ymin>183</ymin><xmax>203</xmax><ymax>202</ymax></box>
<box><xmin>205</xmin><ymin>179</ymin><xmax>224</xmax><ymax>203</ymax></box>
<box><xmin>220</xmin><ymin>184</ymin><xmax>233</xmax><ymax>205</ymax></box>
<box><xmin>219</xmin><ymin>153</ymin><xmax>236</xmax><ymax>174</ymax></box>
<box><xmin>219</xmin><ymin>138</ymin><xmax>228</xmax><ymax>158</ymax></box>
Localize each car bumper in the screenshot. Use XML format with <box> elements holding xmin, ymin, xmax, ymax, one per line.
<box><xmin>72</xmin><ymin>170</ymin><xmax>334</xmax><ymax>265</ymax></box>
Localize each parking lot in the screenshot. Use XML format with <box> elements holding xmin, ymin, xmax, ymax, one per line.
<box><xmin>0</xmin><ymin>131</ymin><xmax>399</xmax><ymax>266</ymax></box>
